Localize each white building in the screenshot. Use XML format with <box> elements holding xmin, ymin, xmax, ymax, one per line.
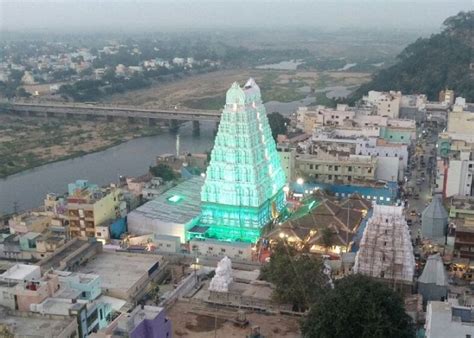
<box><xmin>364</xmin><ymin>90</ymin><xmax>401</xmax><ymax>118</ymax></box>
<box><xmin>445</xmin><ymin>152</ymin><xmax>474</xmax><ymax>197</ymax></box>
<box><xmin>190</xmin><ymin>238</ymin><xmax>253</xmax><ymax>261</ymax></box>
<box><xmin>0</xmin><ymin>264</ymin><xmax>41</xmax><ymax>282</ymax></box>
<box><xmin>277</xmin><ymin>144</ymin><xmax>296</xmax><ymax>182</ymax></box>
<box><xmin>356</xmin><ymin>137</ymin><xmax>408</xmax><ymax>181</ymax></box>
<box><xmin>127</xmin><ymin>177</ymin><xmax>204</xmax><ymax>243</ymax></box>
<box><xmin>425</xmin><ymin>301</ymin><xmax>474</xmax><ymax>338</ymax></box>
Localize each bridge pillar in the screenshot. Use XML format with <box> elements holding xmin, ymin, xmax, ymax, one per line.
<box><xmin>87</xmin><ymin>114</ymin><xmax>96</xmax><ymax>121</ymax></box>
<box><xmin>128</xmin><ymin>117</ymin><xmax>135</xmax><ymax>124</ymax></box>
<box><xmin>192</xmin><ymin>121</ymin><xmax>200</xmax><ymax>136</ymax></box>
<box><xmin>169</xmin><ymin>119</ymin><xmax>179</xmax><ymax>133</ymax></box>
<box><xmin>214</xmin><ymin>121</ymin><xmax>220</xmax><ymax>135</ymax></box>
<box><xmin>46</xmin><ymin>111</ymin><xmax>54</xmax><ymax>119</ymax></box>
<box><xmin>107</xmin><ymin>116</ymin><xmax>114</xmax><ymax>122</ymax></box>
<box><xmin>148</xmin><ymin>118</ymin><xmax>156</xmax><ymax>126</ymax></box>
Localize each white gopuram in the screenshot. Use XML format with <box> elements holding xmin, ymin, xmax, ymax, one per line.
<box><xmin>209</xmin><ymin>256</ymin><xmax>233</xmax><ymax>292</ymax></box>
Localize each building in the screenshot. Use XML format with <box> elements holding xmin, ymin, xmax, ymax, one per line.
<box><xmin>267</xmin><ymin>192</ymin><xmax>370</xmax><ymax>255</ymax></box>
<box><xmin>37</xmin><ymin>238</ymin><xmax>103</xmax><ymax>273</ymax></box>
<box><xmin>8</xmin><ymin>212</ymin><xmax>51</xmax><ymax>234</ymax></box>
<box><xmin>295</xmin><ymin>152</ymin><xmax>377</xmax><ymax>185</ymax></box>
<box><xmin>421</xmin><ymin>195</ymin><xmax>449</xmax><ymax>241</ymax></box>
<box><xmin>439</xmin><ymin>89</ymin><xmax>455</xmax><ymax>105</ymax></box>
<box><xmin>418</xmin><ymin>253</ymin><xmax>449</xmax><ymax>305</ymax></box>
<box><xmin>190</xmin><ymin>238</ymin><xmax>253</xmax><ymax>261</ymax></box>
<box><xmin>356</xmin><ymin>137</ymin><xmax>408</xmax><ymax>181</ymax></box>
<box><xmin>363</xmin><ymin>90</ymin><xmax>401</xmax><ymax>118</ymax></box>
<box><xmin>91</xmin><ymin>305</ymin><xmax>171</xmax><ymax>338</ymax></box>
<box><xmin>445</xmin><ymin>152</ymin><xmax>474</xmax><ymax>197</ymax></box>
<box><xmin>354</xmin><ymin>204</ymin><xmax>415</xmax><ymax>292</ymax></box>
<box><xmin>196</xmin><ymin>79</ymin><xmax>286</xmax><ymax>243</ymax></box>
<box><xmin>425</xmin><ymin>301</ymin><xmax>473</xmax><ymax>338</ymax></box>
<box><xmin>67</xmin><ymin>180</ymin><xmax>124</xmax><ymax>239</ymax></box>
<box><xmin>127</xmin><ymin>176</ymin><xmax>204</xmax><ymax>243</ymax></box>
<box><xmin>126</xmin><ymin>234</ymin><xmax>182</xmax><ymax>253</ymax></box>
<box><xmin>0</xmin><ymin>307</ymin><xmax>79</xmax><ymax>338</ymax></box>
<box><xmin>0</xmin><ymin>263</ymin><xmax>41</xmax><ymax>283</ymax></box>
<box><xmin>277</xmin><ymin>144</ymin><xmax>296</xmax><ymax>182</ymax></box>
<box><xmin>448</xmin><ymin>105</ymin><xmax>474</xmax><ymax>135</ymax></box>
<box><xmin>76</xmin><ymin>251</ymin><xmax>162</xmax><ymax>302</ymax></box>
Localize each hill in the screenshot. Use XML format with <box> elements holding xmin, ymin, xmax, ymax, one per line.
<box><xmin>352</xmin><ymin>11</ymin><xmax>474</xmax><ymax>101</ymax></box>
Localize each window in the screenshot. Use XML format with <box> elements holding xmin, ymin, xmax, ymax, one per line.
<box><xmin>348</xmin><ymin>166</ymin><xmax>352</xmax><ymax>172</ymax></box>
<box><xmin>166</xmin><ymin>244</ymin><xmax>171</xmax><ymax>247</ymax></box>
<box><xmin>309</xmin><ymin>164</ymin><xmax>314</xmax><ymax>170</ymax></box>
<box><xmin>96</xmin><ymin>232</ymin><xmax>102</xmax><ymax>237</ymax></box>
<box><xmin>334</xmin><ymin>166</ymin><xmax>339</xmax><ymax>172</ymax></box>
<box><xmin>238</xmin><ymin>250</ymin><xmax>243</xmax><ymax>254</ymax></box>
<box><xmin>221</xmin><ymin>248</ymin><xmax>226</xmax><ymax>253</ymax></box>
<box><xmin>209</xmin><ymin>247</ymin><xmax>213</xmax><ymax>251</ymax></box>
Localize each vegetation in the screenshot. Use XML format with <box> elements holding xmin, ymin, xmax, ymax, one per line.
<box><xmin>267</xmin><ymin>112</ymin><xmax>290</xmax><ymax>141</ymax></box>
<box><xmin>149</xmin><ymin>163</ymin><xmax>176</xmax><ymax>181</ymax></box>
<box><xmin>0</xmin><ymin>116</ymin><xmax>162</xmax><ymax>178</ymax></box>
<box><xmin>260</xmin><ymin>241</ymin><xmax>327</xmax><ymax>311</ymax></box>
<box><xmin>301</xmin><ymin>274</ymin><xmax>415</xmax><ymax>338</ymax></box>
<box><xmin>353</xmin><ymin>11</ymin><xmax>474</xmax><ymax>101</ymax></box>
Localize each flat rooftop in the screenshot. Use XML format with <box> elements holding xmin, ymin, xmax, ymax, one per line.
<box><xmin>76</xmin><ymin>251</ymin><xmax>161</xmax><ymax>297</ymax></box>
<box><xmin>128</xmin><ymin>176</ymin><xmax>204</xmax><ymax>224</ymax></box>
<box><xmin>1</xmin><ymin>263</ymin><xmax>40</xmax><ymax>281</ymax></box>
<box><xmin>0</xmin><ymin>307</ymin><xmax>76</xmax><ymax>337</ymax></box>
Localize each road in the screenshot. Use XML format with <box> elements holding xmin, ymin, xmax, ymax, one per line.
<box><xmin>403</xmin><ymin>121</ymin><xmax>442</xmax><ymax>244</ymax></box>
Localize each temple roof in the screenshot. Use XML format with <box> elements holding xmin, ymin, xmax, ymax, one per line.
<box><xmin>422</xmin><ymin>195</ymin><xmax>448</xmax><ymax>220</ymax></box>
<box><xmin>418</xmin><ymin>253</ymin><xmax>449</xmax><ymax>286</ymax></box>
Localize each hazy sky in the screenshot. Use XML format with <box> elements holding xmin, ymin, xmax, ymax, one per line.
<box><xmin>1</xmin><ymin>0</ymin><xmax>472</xmax><ymax>32</ymax></box>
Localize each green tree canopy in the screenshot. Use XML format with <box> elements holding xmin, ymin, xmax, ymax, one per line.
<box><xmin>352</xmin><ymin>11</ymin><xmax>474</xmax><ymax>101</ymax></box>
<box><xmin>260</xmin><ymin>241</ymin><xmax>327</xmax><ymax>311</ymax></box>
<box><xmin>301</xmin><ymin>274</ymin><xmax>415</xmax><ymax>338</ymax></box>
<box><xmin>149</xmin><ymin>163</ymin><xmax>176</xmax><ymax>181</ymax></box>
<box><xmin>267</xmin><ymin>112</ymin><xmax>290</xmax><ymax>141</ymax></box>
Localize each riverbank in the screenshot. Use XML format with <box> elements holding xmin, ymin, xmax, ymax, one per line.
<box><xmin>0</xmin><ymin>114</ymin><xmax>165</xmax><ymax>178</ymax></box>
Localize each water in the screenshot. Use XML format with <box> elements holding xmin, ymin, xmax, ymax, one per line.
<box><xmin>0</xmin><ymin>100</ymin><xmax>312</xmax><ymax>214</ymax></box>
<box><xmin>0</xmin><ymin>122</ymin><xmax>215</xmax><ymax>214</ymax></box>
<box><xmin>255</xmin><ymin>59</ymin><xmax>302</xmax><ymax>70</ymax></box>
<box><xmin>338</xmin><ymin>63</ymin><xmax>357</xmax><ymax>71</ymax></box>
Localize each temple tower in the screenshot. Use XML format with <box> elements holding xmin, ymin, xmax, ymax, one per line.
<box><xmin>193</xmin><ymin>79</ymin><xmax>286</xmax><ymax>242</ymax></box>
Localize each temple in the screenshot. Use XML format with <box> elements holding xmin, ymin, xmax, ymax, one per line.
<box><xmin>188</xmin><ymin>79</ymin><xmax>286</xmax><ymax>243</ymax></box>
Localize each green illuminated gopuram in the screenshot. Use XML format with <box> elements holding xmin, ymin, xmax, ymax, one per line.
<box><xmin>194</xmin><ymin>79</ymin><xmax>286</xmax><ymax>243</ymax></box>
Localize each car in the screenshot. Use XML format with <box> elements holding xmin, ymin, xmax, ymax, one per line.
<box><xmin>410</xmin><ymin>210</ymin><xmax>417</xmax><ymax>216</ymax></box>
<box><xmin>407</xmin><ymin>219</ymin><xmax>413</xmax><ymax>226</ymax></box>
<box><xmin>414</xmin><ymin>193</ymin><xmax>420</xmax><ymax>199</ymax></box>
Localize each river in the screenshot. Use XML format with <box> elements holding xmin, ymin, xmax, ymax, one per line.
<box><xmin>0</xmin><ymin>100</ymin><xmax>315</xmax><ymax>214</ymax></box>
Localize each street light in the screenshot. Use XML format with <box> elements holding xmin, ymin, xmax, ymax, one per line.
<box><xmin>296</xmin><ymin>177</ymin><xmax>304</xmax><ymax>185</ymax></box>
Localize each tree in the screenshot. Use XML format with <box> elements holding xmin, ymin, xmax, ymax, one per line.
<box><xmin>301</xmin><ymin>274</ymin><xmax>415</xmax><ymax>338</ymax></box>
<box><xmin>267</xmin><ymin>112</ymin><xmax>290</xmax><ymax>141</ymax></box>
<box><xmin>149</xmin><ymin>163</ymin><xmax>176</xmax><ymax>181</ymax></box>
<box><xmin>320</xmin><ymin>226</ymin><xmax>334</xmax><ymax>252</ymax></box>
<box><xmin>351</xmin><ymin>11</ymin><xmax>474</xmax><ymax>102</ymax></box>
<box><xmin>260</xmin><ymin>241</ymin><xmax>327</xmax><ymax>311</ymax></box>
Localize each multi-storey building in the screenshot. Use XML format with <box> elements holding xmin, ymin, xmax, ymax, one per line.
<box><xmin>295</xmin><ymin>151</ymin><xmax>377</xmax><ymax>184</ymax></box>
<box><xmin>363</xmin><ymin>90</ymin><xmax>401</xmax><ymax>118</ymax></box>
<box><xmin>67</xmin><ymin>180</ymin><xmax>123</xmax><ymax>239</ymax></box>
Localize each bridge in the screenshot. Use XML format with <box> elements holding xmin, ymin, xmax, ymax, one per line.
<box><xmin>0</xmin><ymin>101</ymin><xmax>221</xmax><ymax>132</ymax></box>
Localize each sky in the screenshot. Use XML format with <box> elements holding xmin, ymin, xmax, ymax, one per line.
<box><xmin>1</xmin><ymin>0</ymin><xmax>472</xmax><ymax>32</ymax></box>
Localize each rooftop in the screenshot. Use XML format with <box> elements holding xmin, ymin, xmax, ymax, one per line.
<box><xmin>1</xmin><ymin>263</ymin><xmax>41</xmax><ymax>281</ymax></box>
<box><xmin>0</xmin><ymin>307</ymin><xmax>77</xmax><ymax>337</ymax></box>
<box><xmin>128</xmin><ymin>176</ymin><xmax>204</xmax><ymax>224</ymax></box>
<box><xmin>76</xmin><ymin>251</ymin><xmax>161</xmax><ymax>298</ymax></box>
